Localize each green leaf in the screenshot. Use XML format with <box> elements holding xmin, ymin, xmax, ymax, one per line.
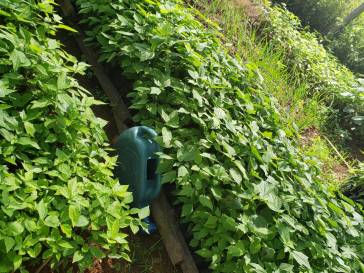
<box><xmin>4</xmin><ymin>237</ymin><xmax>15</xmax><ymax>253</ymax></box>
<box><xmin>0</xmin><ymin>10</ymin><xmax>11</xmax><ymax>17</ymax></box>
<box><xmin>214</xmin><ymin>107</ymin><xmax>226</xmax><ymax>119</ymax></box>
<box><xmin>59</xmin><ymin>241</ymin><xmax>74</xmax><ymax>249</ymax></box>
<box><xmin>249</xmin><ymin>237</ymin><xmax>261</xmax><ymax>255</ymax></box>
<box><xmin>227</xmin><ymin>245</ymin><xmax>244</xmax><ymax>257</ymax></box>
<box><xmin>57</xmin><ymin>24</ymin><xmax>77</xmax><ymax>33</ymax></box>
<box><xmin>279</xmin><ymin>226</ymin><xmax>294</xmax><ymax>248</ymax></box>
<box><xmin>229</xmin><ymin>168</ymin><xmax>242</xmax><ymax>183</ymax></box>
<box><xmin>196</xmin><ymin>248</ymin><xmax>211</xmax><ymax>258</ymax></box>
<box><xmin>27</xmin><ymin>243</ymin><xmax>42</xmax><ymax>258</ymax></box>
<box><xmin>266</xmin><ymin>193</ymin><xmax>282</xmax><ymax>212</ymax></box>
<box><xmin>291</xmin><ymin>250</ymin><xmax>311</xmax><ymax>269</ymax></box>
<box><xmin>75</xmin><ymin>215</ymin><xmax>89</xmax><ymax>227</ymax></box>
<box><xmin>162</xmin><ymin>127</ymin><xmax>172</xmax><ymax>147</ymax></box>
<box><xmin>13</xmin><ymin>255</ymin><xmax>22</xmax><ymax>271</ymax></box>
<box><xmin>42</xmin><ymin>249</ymin><xmax>53</xmax><ymax>260</ymax></box>
<box><xmin>69</xmin><ymin>205</ymin><xmax>80</xmax><ymax>227</ymax></box>
<box><xmin>90</xmin><ymin>247</ymin><xmax>105</xmax><ymax>259</ymax></box>
<box><xmin>279</xmin><ymin>263</ymin><xmax>294</xmax><ymax>272</ymax></box>
<box><xmin>161</xmin><ymin>170</ymin><xmax>176</xmax><ymax>183</ymax></box>
<box><xmin>250</xmin><ymin>263</ymin><xmax>267</xmax><ymax>273</ymax></box>
<box><xmin>36</xmin><ymin>200</ymin><xmax>48</xmax><ymax>220</ymax></box>
<box><xmin>17</xmin><ymin>137</ymin><xmax>40</xmax><ymax>149</ymax></box>
<box><xmin>199</xmin><ymin>195</ymin><xmax>213</xmax><ymax>210</ymax></box>
<box><xmin>130</xmin><ymin>222</ymin><xmax>139</xmax><ymax>234</ymax></box>
<box><xmin>24</xmin><ymin>121</ymin><xmax>35</xmax><ymax>137</ymax></box>
<box><xmin>8</xmin><ymin>221</ymin><xmax>24</xmax><ymax>236</ymax></box>
<box><xmin>57</xmin><ymin>71</ymin><xmax>70</xmax><ymax>90</ymax></box>
<box><xmin>150</xmin><ymin>87</ymin><xmax>161</xmax><ymax>95</ymax></box>
<box><xmin>188</xmin><ymin>70</ymin><xmax>199</xmax><ymax>79</ymax></box>
<box><xmin>73</xmin><ymin>251</ymin><xmax>84</xmax><ymax>263</ymax></box>
<box><xmin>181</xmin><ymin>203</ymin><xmax>193</xmax><ymax>217</ymax></box>
<box><xmin>31</xmin><ymin>100</ymin><xmax>51</xmax><ymax>109</ymax></box>
<box><xmin>61</xmin><ymin>224</ymin><xmax>72</xmax><ymax>238</ymax></box>
<box><xmin>221</xmin><ymin>141</ymin><xmax>236</xmax><ymax>156</ymax></box>
<box><xmin>44</xmin><ymin>215</ymin><xmax>60</xmax><ymax>227</ymax></box>
<box><xmin>10</xmin><ymin>49</ymin><xmax>30</xmax><ymax>70</ymax></box>
<box><xmin>138</xmin><ymin>207</ymin><xmax>150</xmax><ymax>219</ymax></box>
<box><xmin>178</xmin><ymin>166</ymin><xmax>189</xmax><ymax>177</ymax></box>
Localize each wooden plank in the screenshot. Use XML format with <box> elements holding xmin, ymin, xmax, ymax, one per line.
<box><xmin>59</xmin><ymin>2</ymin><xmax>199</xmax><ymax>272</ymax></box>
<box><xmin>151</xmin><ymin>192</ymin><xmax>199</xmax><ymax>273</ymax></box>
<box><xmin>151</xmin><ymin>192</ymin><xmax>185</xmax><ymax>265</ymax></box>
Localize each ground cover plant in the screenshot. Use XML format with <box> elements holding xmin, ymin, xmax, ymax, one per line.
<box><xmin>271</xmin><ymin>0</ymin><xmax>351</xmax><ymax>34</ymax></box>
<box><xmin>342</xmin><ymin>163</ymin><xmax>364</xmax><ymax>206</ymax></box>
<box><xmin>75</xmin><ymin>0</ymin><xmax>364</xmax><ymax>272</ymax></box>
<box><xmin>262</xmin><ymin>7</ymin><xmax>364</xmax><ymax>145</ymax></box>
<box><xmin>190</xmin><ymin>0</ymin><xmax>327</xmax><ymax>134</ymax></box>
<box><xmin>188</xmin><ymin>0</ymin><xmax>346</xmax><ymax>187</ymax></box>
<box><xmin>329</xmin><ymin>22</ymin><xmax>364</xmax><ymax>75</ymax></box>
<box><xmin>0</xmin><ymin>1</ymin><xmax>144</xmax><ymax>272</ymax></box>
<box><xmin>192</xmin><ymin>0</ymin><xmax>359</xmax><ymax>193</ymax></box>
<box><xmin>273</xmin><ymin>0</ymin><xmax>364</xmax><ymax>75</ymax></box>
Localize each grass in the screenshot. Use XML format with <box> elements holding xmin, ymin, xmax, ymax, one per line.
<box><xmin>189</xmin><ymin>0</ymin><xmax>353</xmax><ymax>187</ymax></box>
<box><xmin>301</xmin><ymin>134</ymin><xmax>351</xmax><ymax>189</ymax></box>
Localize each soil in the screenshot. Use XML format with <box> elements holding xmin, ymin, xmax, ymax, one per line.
<box><xmin>233</xmin><ymin>0</ymin><xmax>263</xmax><ymax>21</ymax></box>
<box><xmin>86</xmin><ymin>233</ymin><xmax>181</xmax><ymax>273</ymax></box>
<box><xmin>300</xmin><ymin>127</ymin><xmax>350</xmax><ymax>182</ymax></box>
<box><xmin>28</xmin><ymin>232</ymin><xmax>180</xmax><ymax>273</ymax></box>
<box><xmin>331</xmin><ymin>163</ymin><xmax>350</xmax><ymax>182</ymax></box>
<box><xmin>299</xmin><ymin>127</ymin><xmax>321</xmax><ymax>147</ymax></box>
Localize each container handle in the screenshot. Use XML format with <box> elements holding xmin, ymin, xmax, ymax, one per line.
<box><xmin>137</xmin><ymin>126</ymin><xmax>157</xmax><ymax>140</ymax></box>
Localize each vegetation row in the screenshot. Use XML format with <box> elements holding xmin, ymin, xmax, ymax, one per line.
<box><xmin>75</xmin><ymin>0</ymin><xmax>364</xmax><ymax>272</ymax></box>
<box><xmin>0</xmin><ymin>1</ymin><xmax>145</xmax><ymax>272</ymax></box>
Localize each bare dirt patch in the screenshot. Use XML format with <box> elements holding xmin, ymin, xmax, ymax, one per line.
<box><xmin>232</xmin><ymin>0</ymin><xmax>262</xmax><ymax>20</ymax></box>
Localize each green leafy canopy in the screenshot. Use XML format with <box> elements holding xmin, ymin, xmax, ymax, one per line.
<box><xmin>0</xmin><ymin>1</ymin><xmax>143</xmax><ymax>272</ymax></box>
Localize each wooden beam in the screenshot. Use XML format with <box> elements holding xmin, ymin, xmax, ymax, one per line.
<box><xmin>151</xmin><ymin>192</ymin><xmax>199</xmax><ymax>273</ymax></box>
<box><xmin>58</xmin><ymin>1</ymin><xmax>199</xmax><ymax>272</ymax></box>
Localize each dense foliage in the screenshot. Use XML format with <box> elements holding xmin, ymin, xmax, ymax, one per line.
<box><xmin>273</xmin><ymin>0</ymin><xmax>364</xmax><ymax>75</ymax></box>
<box><xmin>0</xmin><ymin>1</ymin><xmax>143</xmax><ymax>272</ymax></box>
<box><xmin>262</xmin><ymin>7</ymin><xmax>364</xmax><ymax>143</ymax></box>
<box><xmin>272</xmin><ymin>0</ymin><xmax>350</xmax><ymax>34</ymax></box>
<box><xmin>329</xmin><ymin>21</ymin><xmax>364</xmax><ymax>75</ymax></box>
<box><xmin>76</xmin><ymin>0</ymin><xmax>364</xmax><ymax>272</ymax></box>
<box><xmin>342</xmin><ymin>163</ymin><xmax>364</xmax><ymax>206</ymax></box>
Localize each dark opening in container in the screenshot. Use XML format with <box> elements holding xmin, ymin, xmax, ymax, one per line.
<box><xmin>147</xmin><ymin>158</ymin><xmax>158</xmax><ymax>180</ymax></box>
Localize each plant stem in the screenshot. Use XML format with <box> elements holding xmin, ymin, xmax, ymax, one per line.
<box><xmin>35</xmin><ymin>258</ymin><xmax>51</xmax><ymax>273</ymax></box>
<box><xmin>323</xmin><ymin>135</ymin><xmax>351</xmax><ymax>170</ymax></box>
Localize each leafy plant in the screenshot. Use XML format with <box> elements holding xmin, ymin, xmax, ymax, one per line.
<box><xmin>189</xmin><ymin>0</ymin><xmax>328</xmax><ymax>133</ymax></box>
<box><xmin>273</xmin><ymin>0</ymin><xmax>364</xmax><ymax>75</ymax></box>
<box><xmin>0</xmin><ymin>1</ymin><xmax>143</xmax><ymax>272</ymax></box>
<box><xmin>271</xmin><ymin>0</ymin><xmax>351</xmax><ymax>34</ymax></box>
<box><xmin>262</xmin><ymin>6</ymin><xmax>364</xmax><ymax>144</ymax></box>
<box><xmin>342</xmin><ymin>163</ymin><xmax>364</xmax><ymax>206</ymax></box>
<box><xmin>329</xmin><ymin>23</ymin><xmax>364</xmax><ymax>75</ymax></box>
<box><xmin>76</xmin><ymin>0</ymin><xmax>364</xmax><ymax>272</ymax></box>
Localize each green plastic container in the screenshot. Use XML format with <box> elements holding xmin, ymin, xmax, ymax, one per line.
<box><xmin>114</xmin><ymin>126</ymin><xmax>161</xmax><ymax>208</ymax></box>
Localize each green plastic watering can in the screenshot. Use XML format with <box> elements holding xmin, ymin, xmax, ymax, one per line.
<box><xmin>114</xmin><ymin>126</ymin><xmax>161</xmax><ymax>208</ymax></box>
